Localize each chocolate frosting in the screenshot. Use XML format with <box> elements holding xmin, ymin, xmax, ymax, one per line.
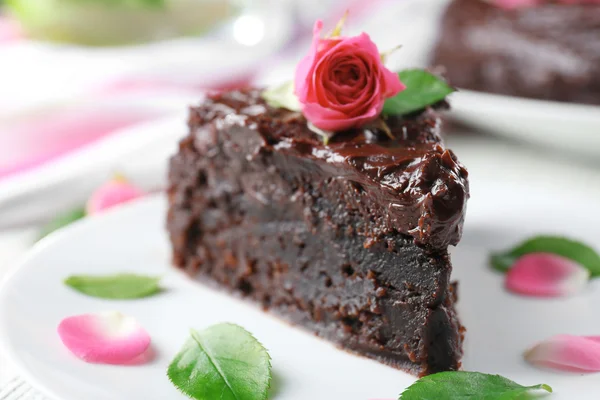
<box><xmin>189</xmin><ymin>89</ymin><xmax>469</xmax><ymax>250</ymax></box>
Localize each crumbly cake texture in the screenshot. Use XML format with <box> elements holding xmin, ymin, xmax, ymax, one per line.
<box><xmin>167</xmin><ymin>89</ymin><xmax>469</xmax><ymax>376</ymax></box>
<box><xmin>432</xmin><ymin>0</ymin><xmax>600</xmax><ymax>105</ymax></box>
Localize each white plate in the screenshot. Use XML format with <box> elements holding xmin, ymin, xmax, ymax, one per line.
<box><xmin>450</xmin><ymin>91</ymin><xmax>600</xmax><ymax>158</ymax></box>
<box><xmin>1</xmin><ymin>180</ymin><xmax>600</xmax><ymax>399</ymax></box>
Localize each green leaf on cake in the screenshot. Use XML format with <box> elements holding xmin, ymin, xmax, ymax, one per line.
<box><xmin>261</xmin><ymin>81</ymin><xmax>302</xmax><ymax>112</ymax></box>
<box><xmin>39</xmin><ymin>207</ymin><xmax>86</xmax><ymax>240</ymax></box>
<box><xmin>64</xmin><ymin>273</ymin><xmax>162</xmax><ymax>299</ymax></box>
<box><xmin>490</xmin><ymin>235</ymin><xmax>600</xmax><ymax>277</ymax></box>
<box><xmin>399</xmin><ymin>371</ymin><xmax>552</xmax><ymax>400</ymax></box>
<box><xmin>168</xmin><ymin>323</ymin><xmax>272</xmax><ymax>400</ymax></box>
<box><xmin>383</xmin><ymin>69</ymin><xmax>455</xmax><ymax>116</ymax></box>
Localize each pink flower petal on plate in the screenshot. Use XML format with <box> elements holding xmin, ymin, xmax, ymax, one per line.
<box><xmin>525</xmin><ymin>335</ymin><xmax>600</xmax><ymax>372</ymax></box>
<box><xmin>86</xmin><ymin>177</ymin><xmax>145</xmax><ymax>215</ymax></box>
<box><xmin>58</xmin><ymin>311</ymin><xmax>151</xmax><ymax>364</ymax></box>
<box><xmin>505</xmin><ymin>253</ymin><xmax>590</xmax><ymax>297</ymax></box>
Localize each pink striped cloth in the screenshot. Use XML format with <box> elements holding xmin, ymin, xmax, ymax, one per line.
<box><xmin>0</xmin><ymin>9</ymin><xmax>256</xmax><ymax>183</ymax></box>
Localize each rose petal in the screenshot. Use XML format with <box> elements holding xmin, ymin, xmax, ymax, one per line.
<box><xmin>303</xmin><ymin>101</ymin><xmax>380</xmax><ymax>131</ymax></box>
<box><xmin>295</xmin><ymin>20</ymin><xmax>325</xmax><ymax>102</ymax></box>
<box><xmin>86</xmin><ymin>177</ymin><xmax>145</xmax><ymax>215</ymax></box>
<box><xmin>525</xmin><ymin>335</ymin><xmax>600</xmax><ymax>372</ymax></box>
<box><xmin>379</xmin><ymin>64</ymin><xmax>406</xmax><ymax>97</ymax></box>
<box><xmin>505</xmin><ymin>253</ymin><xmax>590</xmax><ymax>297</ymax></box>
<box><xmin>58</xmin><ymin>311</ymin><xmax>151</xmax><ymax>364</ymax></box>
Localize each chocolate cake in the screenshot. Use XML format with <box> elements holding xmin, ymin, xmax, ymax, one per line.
<box><xmin>432</xmin><ymin>0</ymin><xmax>600</xmax><ymax>105</ymax></box>
<box><xmin>167</xmin><ymin>89</ymin><xmax>469</xmax><ymax>376</ymax></box>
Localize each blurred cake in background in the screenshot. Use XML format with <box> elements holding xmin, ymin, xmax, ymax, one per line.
<box><xmin>4</xmin><ymin>0</ymin><xmax>239</xmax><ymax>46</ymax></box>
<box><xmin>431</xmin><ymin>0</ymin><xmax>600</xmax><ymax>105</ymax></box>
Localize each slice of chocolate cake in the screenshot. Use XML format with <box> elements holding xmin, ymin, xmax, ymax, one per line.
<box><xmin>167</xmin><ymin>89</ymin><xmax>469</xmax><ymax>376</ymax></box>
<box><xmin>431</xmin><ymin>0</ymin><xmax>600</xmax><ymax>105</ymax></box>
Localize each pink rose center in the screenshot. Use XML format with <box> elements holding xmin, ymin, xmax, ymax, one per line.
<box><xmin>334</xmin><ymin>64</ymin><xmax>360</xmax><ymax>86</ymax></box>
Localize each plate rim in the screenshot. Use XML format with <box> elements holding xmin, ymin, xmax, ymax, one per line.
<box><xmin>0</xmin><ymin>195</ymin><xmax>164</xmax><ymax>400</ymax></box>
<box><xmin>2</xmin><ymin>187</ymin><xmax>600</xmax><ymax>399</ymax></box>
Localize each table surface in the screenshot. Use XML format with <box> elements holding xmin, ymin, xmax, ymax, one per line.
<box><xmin>0</xmin><ymin>131</ymin><xmax>599</xmax><ymax>389</ymax></box>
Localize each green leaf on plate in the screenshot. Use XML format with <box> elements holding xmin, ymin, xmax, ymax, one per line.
<box><xmin>39</xmin><ymin>207</ymin><xmax>86</xmax><ymax>240</ymax></box>
<box><xmin>399</xmin><ymin>371</ymin><xmax>552</xmax><ymax>400</ymax></box>
<box><xmin>491</xmin><ymin>235</ymin><xmax>600</xmax><ymax>277</ymax></box>
<box><xmin>383</xmin><ymin>69</ymin><xmax>455</xmax><ymax>116</ymax></box>
<box><xmin>168</xmin><ymin>323</ymin><xmax>271</xmax><ymax>400</ymax></box>
<box><xmin>64</xmin><ymin>273</ymin><xmax>162</xmax><ymax>299</ymax></box>
<box><xmin>490</xmin><ymin>253</ymin><xmax>520</xmax><ymax>274</ymax></box>
<box><xmin>261</xmin><ymin>81</ymin><xmax>302</xmax><ymax>112</ymax></box>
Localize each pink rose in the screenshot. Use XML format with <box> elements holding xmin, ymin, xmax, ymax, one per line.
<box><xmin>294</xmin><ymin>20</ymin><xmax>405</xmax><ymax>132</ymax></box>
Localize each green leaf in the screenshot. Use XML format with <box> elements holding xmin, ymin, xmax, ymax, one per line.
<box><xmin>64</xmin><ymin>273</ymin><xmax>162</xmax><ymax>299</ymax></box>
<box><xmin>400</xmin><ymin>371</ymin><xmax>552</xmax><ymax>400</ymax></box>
<box><xmin>490</xmin><ymin>235</ymin><xmax>600</xmax><ymax>277</ymax></box>
<box><xmin>168</xmin><ymin>323</ymin><xmax>271</xmax><ymax>400</ymax></box>
<box><xmin>261</xmin><ymin>81</ymin><xmax>302</xmax><ymax>112</ymax></box>
<box><xmin>39</xmin><ymin>207</ymin><xmax>86</xmax><ymax>240</ymax></box>
<box><xmin>383</xmin><ymin>69</ymin><xmax>455</xmax><ymax>116</ymax></box>
<box><xmin>490</xmin><ymin>253</ymin><xmax>520</xmax><ymax>274</ymax></box>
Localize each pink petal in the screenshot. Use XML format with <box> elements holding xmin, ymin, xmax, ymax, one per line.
<box><xmin>525</xmin><ymin>335</ymin><xmax>600</xmax><ymax>372</ymax></box>
<box><xmin>86</xmin><ymin>177</ymin><xmax>145</xmax><ymax>215</ymax></box>
<box><xmin>303</xmin><ymin>100</ymin><xmax>381</xmax><ymax>131</ymax></box>
<box><xmin>58</xmin><ymin>311</ymin><xmax>151</xmax><ymax>365</ymax></box>
<box><xmin>294</xmin><ymin>20</ymin><xmax>325</xmax><ymax>102</ymax></box>
<box><xmin>505</xmin><ymin>253</ymin><xmax>590</xmax><ymax>297</ymax></box>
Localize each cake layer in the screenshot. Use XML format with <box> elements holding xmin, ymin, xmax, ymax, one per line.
<box><xmin>432</xmin><ymin>0</ymin><xmax>600</xmax><ymax>105</ymax></box>
<box><xmin>167</xmin><ymin>89</ymin><xmax>468</xmax><ymax>376</ymax></box>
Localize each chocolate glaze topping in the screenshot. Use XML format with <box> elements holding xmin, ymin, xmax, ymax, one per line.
<box><xmin>190</xmin><ymin>89</ymin><xmax>469</xmax><ymax>250</ymax></box>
